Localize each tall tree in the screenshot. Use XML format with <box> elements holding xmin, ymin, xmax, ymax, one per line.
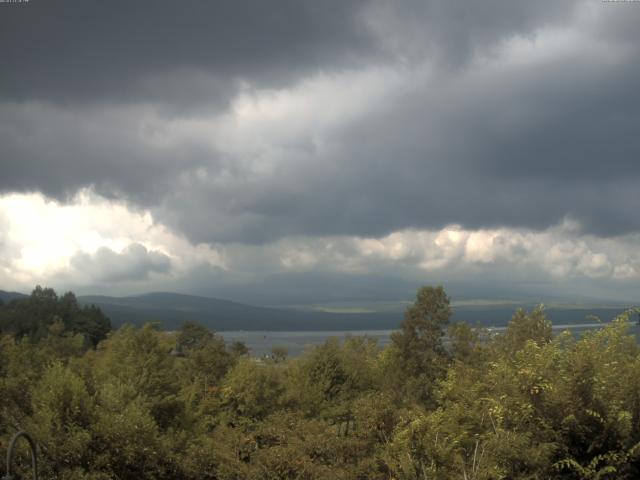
<box><xmin>498</xmin><ymin>306</ymin><xmax>552</xmax><ymax>355</ymax></box>
<box><xmin>390</xmin><ymin>285</ymin><xmax>452</xmax><ymax>404</ymax></box>
<box><xmin>177</xmin><ymin>320</ymin><xmax>214</xmax><ymax>351</ymax></box>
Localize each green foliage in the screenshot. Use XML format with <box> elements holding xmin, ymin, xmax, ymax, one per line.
<box><xmin>229</xmin><ymin>340</ymin><xmax>250</xmax><ymax>357</ymax></box>
<box><xmin>0</xmin><ymin>286</ymin><xmax>111</xmax><ymax>346</ymax></box>
<box><xmin>28</xmin><ymin>362</ymin><xmax>94</xmax><ymax>476</ymax></box>
<box><xmin>498</xmin><ymin>306</ymin><xmax>553</xmax><ymax>354</ymax></box>
<box><xmin>221</xmin><ymin>359</ymin><xmax>285</xmax><ymax>422</ymax></box>
<box><xmin>177</xmin><ymin>320</ymin><xmax>214</xmax><ymax>351</ymax></box>
<box><xmin>1</xmin><ymin>287</ymin><xmax>640</xmax><ymax>479</ymax></box>
<box><xmin>389</xmin><ymin>285</ymin><xmax>452</xmax><ymax>404</ymax></box>
<box><xmin>270</xmin><ymin>346</ymin><xmax>289</xmax><ymax>363</ymax></box>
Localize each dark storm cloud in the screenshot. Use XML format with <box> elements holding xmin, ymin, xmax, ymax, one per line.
<box><xmin>1</xmin><ymin>1</ymin><xmax>640</xmax><ymax>243</ymax></box>
<box><xmin>366</xmin><ymin>0</ymin><xmax>581</xmax><ymax>66</ymax></box>
<box><xmin>0</xmin><ymin>0</ymin><xmax>376</xmax><ymax>106</ymax></box>
<box><xmin>69</xmin><ymin>243</ymin><xmax>171</xmax><ymax>283</ymax></box>
<box><xmin>156</xmin><ymin>35</ymin><xmax>640</xmax><ymax>243</ymax></box>
<box><xmin>0</xmin><ymin>102</ymin><xmax>216</xmax><ymax>201</ymax></box>
<box><xmin>0</xmin><ymin>0</ymin><xmax>581</xmax><ymax>106</ymax></box>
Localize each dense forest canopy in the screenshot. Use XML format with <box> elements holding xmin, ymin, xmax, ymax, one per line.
<box><xmin>0</xmin><ymin>286</ymin><xmax>111</xmax><ymax>346</ymax></box>
<box><xmin>0</xmin><ymin>286</ymin><xmax>639</xmax><ymax>479</ymax></box>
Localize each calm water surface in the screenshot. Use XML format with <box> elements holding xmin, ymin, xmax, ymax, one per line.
<box><xmin>220</xmin><ymin>323</ymin><xmax>640</xmax><ymax>357</ymax></box>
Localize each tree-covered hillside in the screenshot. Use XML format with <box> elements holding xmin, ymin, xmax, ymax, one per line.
<box><xmin>1</xmin><ymin>286</ymin><xmax>639</xmax><ymax>479</ymax></box>
<box><xmin>0</xmin><ymin>286</ymin><xmax>111</xmax><ymax>346</ymax></box>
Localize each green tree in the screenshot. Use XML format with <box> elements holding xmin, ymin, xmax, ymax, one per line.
<box><xmin>0</xmin><ymin>287</ymin><xmax>111</xmax><ymax>346</ymax></box>
<box><xmin>28</xmin><ymin>362</ymin><xmax>95</xmax><ymax>478</ymax></box>
<box><xmin>497</xmin><ymin>306</ymin><xmax>552</xmax><ymax>354</ymax></box>
<box><xmin>177</xmin><ymin>320</ymin><xmax>214</xmax><ymax>351</ymax></box>
<box><xmin>270</xmin><ymin>346</ymin><xmax>288</xmax><ymax>363</ymax></box>
<box><xmin>221</xmin><ymin>359</ymin><xmax>285</xmax><ymax>422</ymax></box>
<box><xmin>389</xmin><ymin>285</ymin><xmax>452</xmax><ymax>404</ymax></box>
<box><xmin>229</xmin><ymin>340</ymin><xmax>250</xmax><ymax>358</ymax></box>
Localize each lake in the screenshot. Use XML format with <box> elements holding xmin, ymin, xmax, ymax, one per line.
<box><xmin>220</xmin><ymin>322</ymin><xmax>640</xmax><ymax>357</ymax></box>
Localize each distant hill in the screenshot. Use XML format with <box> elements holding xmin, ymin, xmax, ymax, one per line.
<box><xmin>452</xmin><ymin>303</ymin><xmax>633</xmax><ymax>327</ymax></box>
<box><xmin>2</xmin><ymin>289</ymin><xmax>632</xmax><ymax>332</ymax></box>
<box><xmin>0</xmin><ymin>290</ymin><xmax>28</xmax><ymax>304</ymax></box>
<box><xmin>77</xmin><ymin>292</ymin><xmax>632</xmax><ymax>331</ymax></box>
<box><xmin>76</xmin><ymin>292</ymin><xmax>401</xmax><ymax>331</ymax></box>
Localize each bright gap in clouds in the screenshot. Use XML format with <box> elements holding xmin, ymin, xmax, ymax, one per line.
<box><xmin>1</xmin><ymin>189</ymin><xmax>639</xmax><ymax>301</ymax></box>
<box><xmin>0</xmin><ymin>190</ymin><xmax>223</xmax><ymax>290</ymax></box>
<box><xmin>1</xmin><ymin>191</ymin><xmax>144</xmax><ymax>272</ymax></box>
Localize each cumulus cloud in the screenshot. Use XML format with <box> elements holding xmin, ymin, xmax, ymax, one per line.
<box><xmin>0</xmin><ymin>191</ymin><xmax>224</xmax><ymax>292</ymax></box>
<box><xmin>0</xmin><ymin>190</ymin><xmax>639</xmax><ymax>301</ymax></box>
<box><xmin>69</xmin><ymin>243</ymin><xmax>171</xmax><ymax>283</ymax></box>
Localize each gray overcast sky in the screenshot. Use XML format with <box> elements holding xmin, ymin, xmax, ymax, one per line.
<box><xmin>1</xmin><ymin>0</ymin><xmax>640</xmax><ymax>304</ymax></box>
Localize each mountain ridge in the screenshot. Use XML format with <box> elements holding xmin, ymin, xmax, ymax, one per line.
<box><xmin>1</xmin><ymin>289</ymin><xmax>632</xmax><ymax>332</ymax></box>
<box><xmin>74</xmin><ymin>291</ymin><xmax>400</xmax><ymax>331</ymax></box>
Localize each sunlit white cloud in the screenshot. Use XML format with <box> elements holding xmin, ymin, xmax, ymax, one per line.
<box><xmin>2</xmin><ymin>190</ymin><xmax>639</xmax><ymax>302</ymax></box>
<box><xmin>0</xmin><ymin>190</ymin><xmax>224</xmax><ymax>291</ymax></box>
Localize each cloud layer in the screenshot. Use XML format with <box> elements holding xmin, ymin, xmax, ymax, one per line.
<box><xmin>1</xmin><ymin>1</ymin><xmax>640</xmax><ymax>301</ymax></box>
<box><xmin>1</xmin><ymin>192</ymin><xmax>638</xmax><ymax>303</ymax></box>
<box><xmin>0</xmin><ymin>0</ymin><xmax>376</xmax><ymax>106</ymax></box>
